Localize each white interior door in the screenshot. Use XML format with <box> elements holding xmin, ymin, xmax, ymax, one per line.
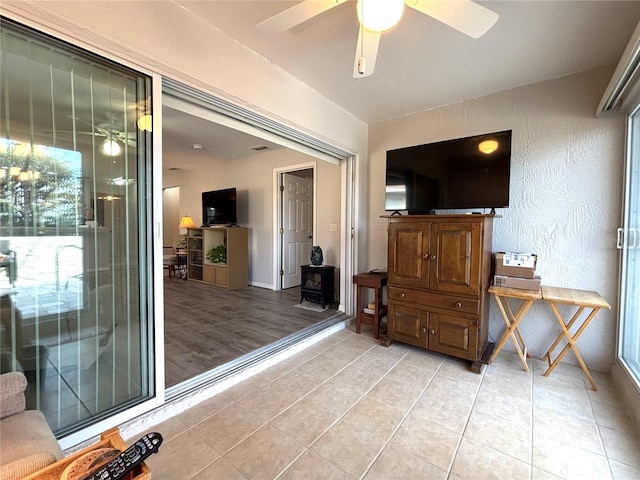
<box><xmin>282</xmin><ymin>172</ymin><xmax>313</xmax><ymax>289</ymax></box>
<box><xmin>162</xmin><ymin>187</ymin><xmax>180</xmax><ymax>246</ymax></box>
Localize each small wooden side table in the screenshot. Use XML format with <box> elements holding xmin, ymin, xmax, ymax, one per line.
<box><xmin>541</xmin><ymin>286</ymin><xmax>610</xmax><ymax>390</ymax></box>
<box><xmin>489</xmin><ymin>285</ymin><xmax>542</xmax><ymax>371</ymax></box>
<box><xmin>353</xmin><ymin>272</ymin><xmax>388</xmax><ymax>339</ymax></box>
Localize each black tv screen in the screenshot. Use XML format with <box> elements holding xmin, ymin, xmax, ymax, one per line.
<box><xmin>385</xmin><ymin>130</ymin><xmax>512</xmax><ymax>213</ymax></box>
<box><xmin>202</xmin><ymin>187</ymin><xmax>237</xmax><ymax>226</ymax></box>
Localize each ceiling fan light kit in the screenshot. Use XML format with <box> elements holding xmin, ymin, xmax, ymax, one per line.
<box><xmin>102</xmin><ymin>138</ymin><xmax>121</xmax><ymax>156</ymax></box>
<box><xmin>258</xmin><ymin>0</ymin><xmax>499</xmax><ymax>78</ymax></box>
<box><xmin>357</xmin><ymin>0</ymin><xmax>404</xmax><ymax>33</ymax></box>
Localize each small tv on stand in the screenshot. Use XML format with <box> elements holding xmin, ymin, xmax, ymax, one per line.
<box><xmin>202</xmin><ymin>187</ymin><xmax>237</xmax><ymax>226</ymax></box>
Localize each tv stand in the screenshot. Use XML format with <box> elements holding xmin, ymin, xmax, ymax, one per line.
<box><xmin>186</xmin><ymin>226</ymin><xmax>248</xmax><ymax>290</ymax></box>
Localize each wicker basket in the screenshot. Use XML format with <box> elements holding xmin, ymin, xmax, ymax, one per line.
<box><xmin>22</xmin><ymin>427</ymin><xmax>151</xmax><ymax>480</ymax></box>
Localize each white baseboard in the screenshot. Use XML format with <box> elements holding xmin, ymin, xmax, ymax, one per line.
<box><xmin>249</xmin><ymin>280</ymin><xmax>274</xmax><ymax>290</ymax></box>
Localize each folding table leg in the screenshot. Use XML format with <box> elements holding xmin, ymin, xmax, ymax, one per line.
<box><xmin>542</xmin><ymin>302</ymin><xmax>602</xmax><ymax>390</ymax></box>
<box><xmin>491</xmin><ymin>295</ymin><xmax>533</xmax><ymax>371</ymax></box>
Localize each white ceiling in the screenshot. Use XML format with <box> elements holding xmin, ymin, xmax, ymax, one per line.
<box><xmin>161</xmin><ymin>1</ymin><xmax>640</xmax><ymax>170</ymax></box>
<box><xmin>162</xmin><ymin>106</ymin><xmax>285</xmax><ymax>171</ymax></box>
<box><xmin>175</xmin><ymin>0</ymin><xmax>640</xmax><ymax>124</ymax></box>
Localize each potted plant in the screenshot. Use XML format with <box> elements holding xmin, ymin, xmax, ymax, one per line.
<box><xmin>206</xmin><ymin>244</ymin><xmax>227</xmax><ymax>264</ymax></box>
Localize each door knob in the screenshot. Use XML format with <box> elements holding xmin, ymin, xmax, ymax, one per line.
<box><xmin>421</xmin><ymin>327</ymin><xmax>427</xmax><ymax>333</ymax></box>
<box><xmin>422</xmin><ymin>253</ymin><xmax>429</xmax><ymax>259</ymax></box>
<box><xmin>455</xmin><ymin>302</ymin><xmax>462</xmax><ymax>308</ymax></box>
<box><xmin>430</xmin><ymin>329</ymin><xmax>436</xmax><ymax>335</ymax></box>
<box><xmin>430</xmin><ymin>255</ymin><xmax>436</xmax><ymax>260</ymax></box>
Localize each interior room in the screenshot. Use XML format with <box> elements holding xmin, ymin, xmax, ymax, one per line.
<box><xmin>160</xmin><ymin>102</ymin><xmax>345</xmax><ymax>387</ymax></box>
<box><xmin>2</xmin><ymin>1</ymin><xmax>640</xmax><ymax>479</ymax></box>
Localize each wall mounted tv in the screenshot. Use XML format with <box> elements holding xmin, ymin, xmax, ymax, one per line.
<box><xmin>202</xmin><ymin>187</ymin><xmax>237</xmax><ymax>226</ymax></box>
<box><xmin>385</xmin><ymin>130</ymin><xmax>512</xmax><ymax>214</ymax></box>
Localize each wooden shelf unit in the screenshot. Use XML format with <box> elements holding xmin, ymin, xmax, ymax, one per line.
<box><xmin>382</xmin><ymin>214</ymin><xmax>495</xmax><ymax>372</ymax></box>
<box><xmin>187</xmin><ymin>226</ymin><xmax>248</xmax><ymax>290</ymax></box>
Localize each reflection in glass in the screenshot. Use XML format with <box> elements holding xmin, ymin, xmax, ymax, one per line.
<box><xmin>0</xmin><ymin>18</ymin><xmax>153</xmax><ymax>437</ymax></box>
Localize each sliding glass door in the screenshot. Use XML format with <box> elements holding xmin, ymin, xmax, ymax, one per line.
<box><xmin>618</xmin><ymin>107</ymin><xmax>640</xmax><ymax>385</ymax></box>
<box><xmin>0</xmin><ymin>18</ymin><xmax>154</xmax><ymax>436</ymax></box>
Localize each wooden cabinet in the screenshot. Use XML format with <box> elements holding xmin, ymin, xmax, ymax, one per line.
<box><xmin>187</xmin><ymin>226</ymin><xmax>248</xmax><ymax>290</ymax></box>
<box><xmin>383</xmin><ymin>215</ymin><xmax>494</xmax><ymax>371</ymax></box>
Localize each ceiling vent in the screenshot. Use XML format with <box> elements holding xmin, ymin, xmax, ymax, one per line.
<box><xmin>249</xmin><ymin>144</ymin><xmax>269</xmax><ymax>151</ymax></box>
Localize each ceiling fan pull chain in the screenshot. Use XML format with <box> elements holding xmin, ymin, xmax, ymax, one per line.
<box><xmin>358</xmin><ymin>0</ymin><xmax>366</xmax><ymax>75</ymax></box>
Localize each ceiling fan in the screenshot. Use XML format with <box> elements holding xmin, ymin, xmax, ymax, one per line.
<box><xmin>258</xmin><ymin>0</ymin><xmax>499</xmax><ymax>78</ymax></box>
<box><xmin>53</xmin><ymin>112</ymin><xmax>138</xmax><ymax>156</ymax></box>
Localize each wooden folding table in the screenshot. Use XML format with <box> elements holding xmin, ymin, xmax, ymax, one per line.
<box><xmin>541</xmin><ymin>286</ymin><xmax>610</xmax><ymax>390</ymax></box>
<box><xmin>489</xmin><ymin>285</ymin><xmax>542</xmax><ymax>371</ymax></box>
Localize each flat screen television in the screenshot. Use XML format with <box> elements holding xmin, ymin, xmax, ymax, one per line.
<box><xmin>385</xmin><ymin>130</ymin><xmax>512</xmax><ymax>213</ymax></box>
<box><xmin>202</xmin><ymin>187</ymin><xmax>237</xmax><ymax>226</ymax></box>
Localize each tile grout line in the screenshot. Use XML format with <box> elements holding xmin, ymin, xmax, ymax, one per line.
<box><xmin>357</xmin><ymin>351</ymin><xmax>446</xmax><ymax>480</ymax></box>
<box><xmin>443</xmin><ymin>362</ymin><xmax>488</xmax><ymax>480</ymax></box>
<box><xmin>202</xmin><ymin>337</ymin><xmax>385</xmax><ymax>475</ymax></box>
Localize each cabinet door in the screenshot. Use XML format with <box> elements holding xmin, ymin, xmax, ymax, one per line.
<box><xmin>388</xmin><ymin>301</ymin><xmax>428</xmax><ymax>348</ymax></box>
<box><xmin>202</xmin><ymin>265</ymin><xmax>215</xmax><ymax>284</ymax></box>
<box><xmin>429</xmin><ymin>221</ymin><xmax>481</xmax><ymax>296</ymax></box>
<box><xmin>388</xmin><ymin>222</ymin><xmax>429</xmax><ymax>289</ymax></box>
<box><xmin>213</xmin><ymin>266</ymin><xmax>227</xmax><ymax>288</ymax></box>
<box><xmin>429</xmin><ymin>313</ymin><xmax>478</xmax><ymax>361</ymax></box>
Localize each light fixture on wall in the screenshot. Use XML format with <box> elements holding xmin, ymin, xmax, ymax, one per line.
<box><xmin>137</xmin><ymin>114</ymin><xmax>152</xmax><ymax>132</ymax></box>
<box><xmin>102</xmin><ymin>138</ymin><xmax>121</xmax><ymax>156</ymax></box>
<box><xmin>478</xmin><ymin>139</ymin><xmax>499</xmax><ymax>154</ymax></box>
<box><xmin>178</xmin><ymin>215</ymin><xmax>196</xmax><ymax>229</ymax></box>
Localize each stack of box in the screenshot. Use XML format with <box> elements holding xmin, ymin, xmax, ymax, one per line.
<box><xmin>493</xmin><ymin>252</ymin><xmax>541</xmax><ymax>290</ymax></box>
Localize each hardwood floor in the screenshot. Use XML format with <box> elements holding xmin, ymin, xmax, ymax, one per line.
<box><xmin>163</xmin><ymin>276</ymin><xmax>340</xmax><ymax>387</ymax></box>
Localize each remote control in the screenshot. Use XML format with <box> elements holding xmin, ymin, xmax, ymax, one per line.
<box><xmin>82</xmin><ymin>432</ymin><xmax>163</xmax><ymax>480</ymax></box>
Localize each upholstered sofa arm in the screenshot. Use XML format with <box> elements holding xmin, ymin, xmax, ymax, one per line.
<box><xmin>0</xmin><ymin>371</ymin><xmax>27</xmax><ymax>419</ymax></box>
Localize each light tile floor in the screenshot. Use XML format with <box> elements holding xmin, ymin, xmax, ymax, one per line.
<box><xmin>135</xmin><ymin>328</ymin><xmax>640</xmax><ymax>480</ymax></box>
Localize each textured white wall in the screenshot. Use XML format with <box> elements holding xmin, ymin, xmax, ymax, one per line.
<box><xmin>368</xmin><ymin>67</ymin><xmax>625</xmax><ymax>372</ymax></box>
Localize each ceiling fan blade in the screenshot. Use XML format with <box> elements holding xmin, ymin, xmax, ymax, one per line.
<box><xmin>406</xmin><ymin>0</ymin><xmax>498</xmax><ymax>39</ymax></box>
<box><xmin>258</xmin><ymin>0</ymin><xmax>347</xmax><ymax>36</ymax></box>
<box><xmin>353</xmin><ymin>26</ymin><xmax>381</xmax><ymax>78</ymax></box>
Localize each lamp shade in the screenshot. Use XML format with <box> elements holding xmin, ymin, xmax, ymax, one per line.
<box><xmin>178</xmin><ymin>215</ymin><xmax>196</xmax><ymax>229</ymax></box>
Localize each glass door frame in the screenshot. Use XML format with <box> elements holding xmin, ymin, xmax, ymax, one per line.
<box><xmin>57</xmin><ymin>72</ymin><xmax>165</xmax><ymax>450</ymax></box>
<box><xmin>616</xmin><ymin>102</ymin><xmax>640</xmax><ymax>393</ymax></box>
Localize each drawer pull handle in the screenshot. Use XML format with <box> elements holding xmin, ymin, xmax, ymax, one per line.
<box><xmin>399</xmin><ymin>292</ymin><xmax>406</xmax><ymax>298</ymax></box>
<box><xmin>455</xmin><ymin>302</ymin><xmax>462</xmax><ymax>308</ymax></box>
<box><xmin>430</xmin><ymin>255</ymin><xmax>436</xmax><ymax>260</ymax></box>
<box><xmin>421</xmin><ymin>327</ymin><xmax>427</xmax><ymax>333</ymax></box>
<box><xmin>430</xmin><ymin>329</ymin><xmax>436</xmax><ymax>335</ymax></box>
<box><xmin>422</xmin><ymin>253</ymin><xmax>429</xmax><ymax>259</ymax></box>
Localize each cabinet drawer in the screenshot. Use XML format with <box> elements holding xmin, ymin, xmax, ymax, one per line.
<box><xmin>388</xmin><ymin>286</ymin><xmax>479</xmax><ymax>314</ymax></box>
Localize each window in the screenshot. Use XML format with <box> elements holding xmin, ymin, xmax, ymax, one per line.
<box><xmin>618</xmin><ymin>108</ymin><xmax>640</xmax><ymax>387</ymax></box>
<box><xmin>0</xmin><ymin>17</ymin><xmax>154</xmax><ymax>436</ymax></box>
